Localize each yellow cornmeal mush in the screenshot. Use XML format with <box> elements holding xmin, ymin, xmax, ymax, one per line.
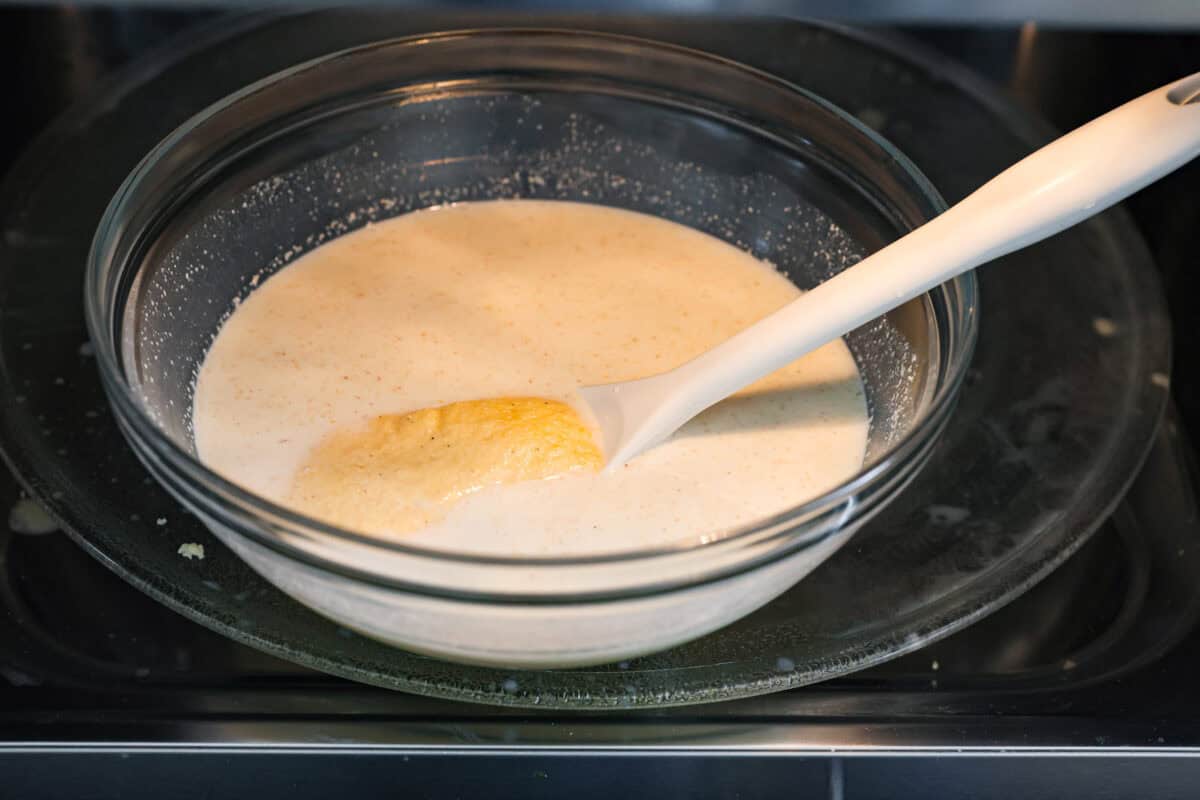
<box><xmin>288</xmin><ymin>397</ymin><xmax>602</xmax><ymax>535</ymax></box>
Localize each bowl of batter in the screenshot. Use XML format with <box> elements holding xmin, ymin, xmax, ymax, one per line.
<box><xmin>86</xmin><ymin>30</ymin><xmax>976</xmax><ymax>667</ymax></box>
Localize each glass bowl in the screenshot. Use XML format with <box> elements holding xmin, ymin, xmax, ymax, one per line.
<box><xmin>85</xmin><ymin>29</ymin><xmax>977</xmax><ymax>668</ymax></box>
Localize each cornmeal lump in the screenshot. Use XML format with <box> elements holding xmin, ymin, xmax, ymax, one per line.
<box><xmin>288</xmin><ymin>398</ymin><xmax>601</xmax><ymax>534</ymax></box>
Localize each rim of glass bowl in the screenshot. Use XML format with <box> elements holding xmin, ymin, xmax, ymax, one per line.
<box><xmin>85</xmin><ymin>29</ymin><xmax>978</xmax><ymax>596</ymax></box>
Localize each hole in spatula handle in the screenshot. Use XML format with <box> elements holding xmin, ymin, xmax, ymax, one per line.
<box><xmin>1167</xmin><ymin>74</ymin><xmax>1200</xmax><ymax>106</ymax></box>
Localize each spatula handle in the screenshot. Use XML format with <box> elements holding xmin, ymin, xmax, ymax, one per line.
<box><xmin>669</xmin><ymin>71</ymin><xmax>1200</xmax><ymax>423</ymax></box>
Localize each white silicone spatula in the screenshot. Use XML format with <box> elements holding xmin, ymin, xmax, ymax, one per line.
<box><xmin>582</xmin><ymin>71</ymin><xmax>1200</xmax><ymax>469</ymax></box>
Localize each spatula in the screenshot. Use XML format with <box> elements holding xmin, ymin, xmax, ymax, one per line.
<box><xmin>581</xmin><ymin>71</ymin><xmax>1200</xmax><ymax>469</ymax></box>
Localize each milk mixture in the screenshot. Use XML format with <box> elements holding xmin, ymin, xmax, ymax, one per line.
<box><xmin>193</xmin><ymin>200</ymin><xmax>870</xmax><ymax>556</ymax></box>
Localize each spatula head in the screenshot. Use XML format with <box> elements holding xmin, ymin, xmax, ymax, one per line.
<box><xmin>577</xmin><ymin>373</ymin><xmax>681</xmax><ymax>471</ymax></box>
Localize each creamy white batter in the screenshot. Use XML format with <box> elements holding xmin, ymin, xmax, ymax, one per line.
<box><xmin>193</xmin><ymin>200</ymin><xmax>869</xmax><ymax>556</ymax></box>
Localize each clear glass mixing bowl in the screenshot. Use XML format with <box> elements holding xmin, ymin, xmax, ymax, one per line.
<box><xmin>85</xmin><ymin>30</ymin><xmax>976</xmax><ymax>666</ymax></box>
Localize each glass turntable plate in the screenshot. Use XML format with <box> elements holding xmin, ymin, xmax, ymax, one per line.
<box><xmin>0</xmin><ymin>12</ymin><xmax>1170</xmax><ymax>707</ymax></box>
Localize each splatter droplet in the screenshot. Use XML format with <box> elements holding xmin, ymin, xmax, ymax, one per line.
<box><xmin>1091</xmin><ymin>317</ymin><xmax>1117</xmax><ymax>337</ymax></box>
<box><xmin>178</xmin><ymin>543</ymin><xmax>205</xmax><ymax>560</ymax></box>
<box><xmin>8</xmin><ymin>498</ymin><xmax>58</xmax><ymax>535</ymax></box>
